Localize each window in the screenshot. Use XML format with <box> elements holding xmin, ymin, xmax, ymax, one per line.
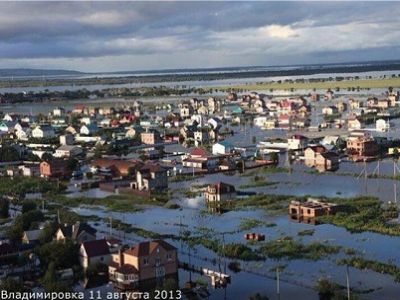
<box><xmin>143</xmin><ymin>258</ymin><xmax>149</xmax><ymax>265</ymax></box>
<box><xmin>167</xmin><ymin>253</ymin><xmax>172</xmax><ymax>261</ymax></box>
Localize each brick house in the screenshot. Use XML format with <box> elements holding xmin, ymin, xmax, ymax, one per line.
<box><xmin>40</xmin><ymin>159</ymin><xmax>70</xmax><ymax>178</ymax></box>
<box><xmin>289</xmin><ymin>198</ymin><xmax>340</xmax><ymax>219</ymax></box>
<box><xmin>141</xmin><ymin>129</ymin><xmax>162</xmax><ymax>145</ymax></box>
<box><xmin>130</xmin><ymin>164</ymin><xmax>168</xmax><ymax>191</ymax></box>
<box><xmin>204</xmin><ymin>182</ymin><xmax>236</xmax><ymax>203</ymax></box>
<box><xmin>346</xmin><ymin>136</ymin><xmax>379</xmax><ymax>160</ymax></box>
<box><xmin>109</xmin><ymin>240</ymin><xmax>178</xmax><ymax>290</ymax></box>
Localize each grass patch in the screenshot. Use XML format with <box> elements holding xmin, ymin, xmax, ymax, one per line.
<box><xmin>259</xmin><ymin>236</ymin><xmax>340</xmax><ymax>260</ymax></box>
<box><xmin>50</xmin><ymin>193</ymin><xmax>170</xmax><ymax>212</ymax></box>
<box><xmin>318</xmin><ymin>196</ymin><xmax>400</xmax><ymax>236</ymax></box>
<box><xmin>297</xmin><ymin>229</ymin><xmax>315</xmax><ymax>236</ymax></box>
<box><xmin>338</xmin><ymin>257</ymin><xmax>400</xmax><ymax>282</ymax></box>
<box><xmin>238</xmin><ymin>218</ymin><xmax>276</xmax><ymax>231</ymax></box>
<box><xmin>241</xmin><ymin>166</ymin><xmax>289</xmax><ymax>177</ymax></box>
<box><xmin>216</xmin><ymin>77</ymin><xmax>400</xmax><ymax>91</ymax></box>
<box><xmin>234</xmin><ymin>194</ymin><xmax>306</xmax><ymax>212</ymax></box>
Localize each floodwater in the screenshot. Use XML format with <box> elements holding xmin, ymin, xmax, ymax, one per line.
<box><xmin>72</xmin><ymin>153</ymin><xmax>400</xmax><ymax>299</ymax></box>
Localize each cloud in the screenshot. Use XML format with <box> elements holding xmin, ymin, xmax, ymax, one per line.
<box><xmin>259</xmin><ymin>25</ymin><xmax>298</xmax><ymax>39</ymax></box>
<box><xmin>0</xmin><ymin>1</ymin><xmax>399</xmax><ymax>71</ymax></box>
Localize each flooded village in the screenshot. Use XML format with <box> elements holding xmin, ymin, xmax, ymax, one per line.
<box><xmin>0</xmin><ymin>75</ymin><xmax>400</xmax><ymax>300</ymax></box>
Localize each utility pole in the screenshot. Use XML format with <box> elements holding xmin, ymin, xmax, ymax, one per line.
<box><xmin>346</xmin><ymin>265</ymin><xmax>351</xmax><ymax>300</ymax></box>
<box><xmin>109</xmin><ymin>216</ymin><xmax>112</xmax><ymax>237</ymax></box>
<box><xmin>276</xmin><ymin>267</ymin><xmax>280</xmax><ymax>299</ymax></box>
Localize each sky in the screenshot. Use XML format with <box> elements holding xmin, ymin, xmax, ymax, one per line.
<box><xmin>1</xmin><ymin>1</ymin><xmax>400</xmax><ymax>72</ymax></box>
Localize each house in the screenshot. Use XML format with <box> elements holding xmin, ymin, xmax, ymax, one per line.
<box><xmin>367</xmin><ymin>97</ymin><xmax>390</xmax><ymax>109</ymax></box>
<box><xmin>40</xmin><ymin>159</ymin><xmax>71</xmax><ymax>178</ymax></box>
<box><xmin>91</xmin><ymin>158</ymin><xmax>139</xmax><ymax>177</ymax></box>
<box><xmin>347</xmin><ymin>117</ymin><xmax>363</xmax><ymax>130</ymax></box>
<box><xmin>193</xmin><ymin>129</ymin><xmax>210</xmax><ymax>146</ymax></box>
<box><xmin>207</xmin><ymin>117</ymin><xmax>222</xmax><ymax>130</ymax></box>
<box><xmin>54</xmin><ymin>145</ymin><xmax>83</xmax><ymax>158</ymax></box>
<box><xmin>100</xmin><ymin>118</ymin><xmax>112</xmax><ymax>128</ymax></box>
<box><xmin>346</xmin><ymin>135</ymin><xmax>379</xmax><ymax>160</ymax></box>
<box><xmin>53</xmin><ymin>107</ymin><xmax>65</xmax><ymax>117</ymax></box>
<box><xmin>182</xmin><ymin>147</ymin><xmax>219</xmax><ymax>170</ymax></box>
<box><xmin>32</xmin><ymin>125</ymin><xmax>55</xmax><ymax>138</ymax></box>
<box><xmin>22</xmin><ymin>229</ymin><xmax>43</xmax><ymax>245</ymax></box>
<box><xmin>125</xmin><ymin>126</ymin><xmax>144</xmax><ymax>139</ymax></box>
<box><xmin>55</xmin><ymin>222</ymin><xmax>97</xmax><ymax>244</ymax></box>
<box><xmin>141</xmin><ymin>129</ymin><xmax>162</xmax><ymax>145</ymax></box>
<box><xmin>80</xmin><ymin>116</ymin><xmax>93</xmax><ymax>125</ymax></box>
<box><xmin>179</xmin><ymin>103</ymin><xmax>194</xmax><ymax>118</ymax></box>
<box><xmin>321</xmin><ymin>136</ymin><xmax>341</xmax><ymax>147</ymax></box>
<box><xmin>304</xmin><ymin>146</ymin><xmax>327</xmax><ymax>162</ymax></box>
<box><xmin>204</xmin><ymin>182</ymin><xmax>236</xmax><ymax>203</ymax></box>
<box><xmin>109</xmin><ymin>240</ymin><xmax>178</xmax><ymax>289</ymax></box>
<box><xmin>305</xmin><ymin>146</ymin><xmax>339</xmax><ymax>171</ymax></box>
<box><xmin>80</xmin><ymin>124</ymin><xmax>99</xmax><ymax>136</ymax></box>
<box><xmin>212</xmin><ymin>141</ymin><xmax>233</xmax><ymax>155</ymax></box>
<box><xmin>349</xmin><ymin>98</ymin><xmax>364</xmax><ymax>110</ymax></box>
<box><xmin>18</xmin><ymin>164</ymin><xmax>40</xmax><ymax>177</ymax></box>
<box><xmin>15</xmin><ymin>126</ymin><xmax>31</xmax><ymax>140</ymax></box>
<box><xmin>289</xmin><ymin>198</ymin><xmax>340</xmax><ymax>219</ymax></box>
<box><xmin>376</xmin><ymin>119</ymin><xmax>390</xmax><ymax>132</ymax></box>
<box><xmin>278</xmin><ymin>114</ymin><xmax>291</xmax><ymax>129</ymax></box>
<box><xmin>79</xmin><ymin>239</ymin><xmax>111</xmax><ymax>269</ymax></box>
<box><xmin>0</xmin><ymin>121</ymin><xmax>17</xmax><ymax>133</ymax></box>
<box><xmin>130</xmin><ymin>164</ymin><xmax>168</xmax><ymax>191</ymax></box>
<box><xmin>322</xmin><ymin>106</ymin><xmax>338</xmax><ymax>115</ymax></box>
<box><xmin>65</xmin><ymin>126</ymin><xmax>78</xmax><ymax>135</ymax></box>
<box><xmin>336</xmin><ymin>102</ymin><xmax>347</xmax><ymax>112</ymax></box>
<box><xmin>315</xmin><ymin>152</ymin><xmax>339</xmax><ymax>171</ymax></box>
<box><xmin>288</xmin><ymin>134</ymin><xmax>308</xmax><ymax>150</ymax></box>
<box><xmin>60</xmin><ymin>134</ymin><xmax>74</xmax><ymax>146</ymax></box>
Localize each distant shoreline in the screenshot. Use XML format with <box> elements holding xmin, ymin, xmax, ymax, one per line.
<box><xmin>1</xmin><ymin>61</ymin><xmax>400</xmax><ymax>90</ymax></box>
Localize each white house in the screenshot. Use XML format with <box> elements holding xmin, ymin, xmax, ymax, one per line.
<box><xmin>80</xmin><ymin>124</ymin><xmax>99</xmax><ymax>136</ymax></box>
<box><xmin>376</xmin><ymin>119</ymin><xmax>390</xmax><ymax>132</ymax></box>
<box><xmin>54</xmin><ymin>145</ymin><xmax>83</xmax><ymax>158</ymax></box>
<box><xmin>100</xmin><ymin>118</ymin><xmax>111</xmax><ymax>128</ymax></box>
<box><xmin>207</xmin><ymin>117</ymin><xmax>222</xmax><ymax>130</ymax></box>
<box><xmin>80</xmin><ymin>117</ymin><xmax>93</xmax><ymax>125</ymax></box>
<box><xmin>79</xmin><ymin>239</ymin><xmax>111</xmax><ymax>269</ymax></box>
<box><xmin>32</xmin><ymin>125</ymin><xmax>55</xmax><ymax>138</ymax></box>
<box><xmin>254</xmin><ymin>116</ymin><xmax>269</xmax><ymax>127</ymax></box>
<box><xmin>287</xmin><ymin>135</ymin><xmax>308</xmax><ymax>150</ymax></box>
<box><xmin>0</xmin><ymin>121</ymin><xmax>17</xmax><ymax>132</ymax></box>
<box><xmin>53</xmin><ymin>107</ymin><xmax>65</xmax><ymax>117</ymax></box>
<box><xmin>212</xmin><ymin>141</ymin><xmax>233</xmax><ymax>155</ymax></box>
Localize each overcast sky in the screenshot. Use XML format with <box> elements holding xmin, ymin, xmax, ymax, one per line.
<box><xmin>1</xmin><ymin>1</ymin><xmax>400</xmax><ymax>72</ymax></box>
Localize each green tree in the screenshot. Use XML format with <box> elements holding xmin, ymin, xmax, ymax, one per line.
<box><xmin>22</xmin><ymin>200</ymin><xmax>37</xmax><ymax>213</ymax></box>
<box><xmin>0</xmin><ymin>198</ymin><xmax>9</xmax><ymax>218</ymax></box>
<box><xmin>42</xmin><ymin>262</ymin><xmax>71</xmax><ymax>292</ymax></box>
<box><xmin>269</xmin><ymin>152</ymin><xmax>279</xmax><ymax>164</ymax></box>
<box><xmin>0</xmin><ymin>278</ymin><xmax>26</xmax><ymax>292</ymax></box>
<box><xmin>36</xmin><ymin>239</ymin><xmax>79</xmax><ymax>270</ymax></box>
